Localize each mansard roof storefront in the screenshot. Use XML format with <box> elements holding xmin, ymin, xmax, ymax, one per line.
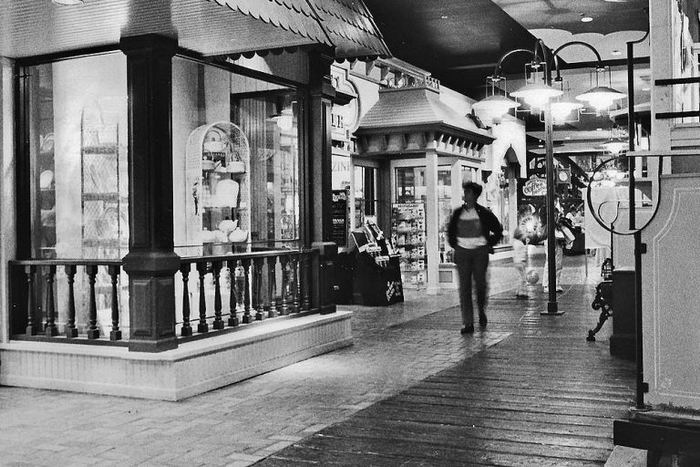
<box><xmin>0</xmin><ymin>0</ymin><xmax>390</xmax><ymax>60</ymax></box>
<box><xmin>354</xmin><ymin>84</ymin><xmax>495</xmax><ymax>158</ymax></box>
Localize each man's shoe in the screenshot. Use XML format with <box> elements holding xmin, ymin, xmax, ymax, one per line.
<box><xmin>460</xmin><ymin>324</ymin><xmax>474</xmax><ymax>334</ymax></box>
<box><xmin>556</xmin><ymin>287</ymin><xmax>564</xmax><ymax>293</ymax></box>
<box><xmin>516</xmin><ymin>294</ymin><xmax>528</xmax><ymax>299</ymax></box>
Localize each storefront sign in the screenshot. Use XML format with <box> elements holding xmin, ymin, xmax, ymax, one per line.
<box><xmin>331</xmin><ymin>189</ymin><xmax>349</xmax><ymax>247</ymax></box>
<box><xmin>522</xmin><ymin>175</ymin><xmax>546</xmax><ymax>197</ymax></box>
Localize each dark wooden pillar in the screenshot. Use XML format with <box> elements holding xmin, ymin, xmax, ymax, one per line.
<box><xmin>120</xmin><ymin>34</ymin><xmax>179</xmax><ymax>352</ymax></box>
<box><xmin>304</xmin><ymin>47</ymin><xmax>335</xmax><ymax>246</ymax></box>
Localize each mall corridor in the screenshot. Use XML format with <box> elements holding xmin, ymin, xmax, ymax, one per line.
<box><xmin>0</xmin><ymin>254</ymin><xmax>636</xmax><ymax>466</ymax></box>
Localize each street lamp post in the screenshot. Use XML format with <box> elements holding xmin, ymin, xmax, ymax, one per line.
<box><xmin>475</xmin><ymin>39</ymin><xmax>624</xmax><ymax>315</ymax></box>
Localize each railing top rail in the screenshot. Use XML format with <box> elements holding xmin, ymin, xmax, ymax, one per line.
<box><xmin>655</xmin><ymin>77</ymin><xmax>700</xmax><ymax>86</ymax></box>
<box><xmin>626</xmin><ymin>149</ymin><xmax>700</xmax><ymax>158</ymax></box>
<box><xmin>179</xmin><ymin>248</ymin><xmax>318</xmax><ymax>263</ymax></box>
<box><xmin>10</xmin><ymin>259</ymin><xmax>122</xmax><ymax>267</ymax></box>
<box><xmin>8</xmin><ymin>248</ymin><xmax>320</xmax><ymax>268</ymax></box>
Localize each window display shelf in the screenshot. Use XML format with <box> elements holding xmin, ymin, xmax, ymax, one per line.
<box><xmin>186</xmin><ymin>122</ymin><xmax>251</xmax><ymax>255</ymax></box>
<box><xmin>391</xmin><ymin>202</ymin><xmax>426</xmax><ymax>287</ymax></box>
<box><xmin>80</xmin><ymin>117</ymin><xmax>125</xmax><ymax>260</ymax></box>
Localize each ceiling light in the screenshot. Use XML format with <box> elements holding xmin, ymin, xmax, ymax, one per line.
<box><xmin>581</xmin><ymin>16</ymin><xmax>593</xmax><ymax>23</ymax></box>
<box><xmin>440</xmin><ymin>15</ymin><xmax>449</xmax><ymax>19</ymax></box>
<box><xmin>576</xmin><ymin>85</ymin><xmax>626</xmax><ymax>112</ymax></box>
<box><xmin>550</xmin><ymin>101</ymin><xmax>583</xmax><ymax>124</ymax></box>
<box><xmin>52</xmin><ymin>0</ymin><xmax>84</xmax><ymax>4</ymax></box>
<box><xmin>611</xmin><ymin>50</ymin><xmax>622</xmax><ymax>56</ymax></box>
<box><xmin>510</xmin><ymin>82</ymin><xmax>563</xmax><ymax>109</ymax></box>
<box><xmin>472</xmin><ymin>95</ymin><xmax>520</xmax><ymax>122</ymax></box>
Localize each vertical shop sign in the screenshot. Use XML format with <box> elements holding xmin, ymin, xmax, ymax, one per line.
<box><xmin>331</xmin><ymin>189</ymin><xmax>349</xmax><ymax>247</ymax></box>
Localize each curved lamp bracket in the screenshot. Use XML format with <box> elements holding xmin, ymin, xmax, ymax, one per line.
<box><xmin>585</xmin><ymin>155</ymin><xmax>664</xmax><ymax>236</ymax></box>
<box><xmin>551</xmin><ymin>41</ymin><xmax>605</xmax><ymax>82</ymax></box>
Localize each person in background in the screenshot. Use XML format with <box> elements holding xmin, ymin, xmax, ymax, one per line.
<box><xmin>542</xmin><ymin>208</ymin><xmax>575</xmax><ymax>293</ymax></box>
<box><xmin>447</xmin><ymin>181</ymin><xmax>503</xmax><ymax>335</ymax></box>
<box><xmin>512</xmin><ymin>228</ymin><xmax>529</xmax><ymax>298</ymax></box>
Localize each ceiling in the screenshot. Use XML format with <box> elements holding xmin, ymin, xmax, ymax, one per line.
<box><xmin>364</xmin><ymin>0</ymin><xmax>649</xmax><ymax>97</ymax></box>
<box><xmin>363</xmin><ymin>0</ymin><xmax>651</xmax><ymax>157</ymax></box>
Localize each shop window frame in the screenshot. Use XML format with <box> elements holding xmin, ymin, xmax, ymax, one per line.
<box><xmin>173</xmin><ymin>52</ymin><xmax>308</xmax><ymax>250</ymax></box>
<box><xmin>14</xmin><ymin>46</ymin><xmax>314</xmax><ymax>261</ymax></box>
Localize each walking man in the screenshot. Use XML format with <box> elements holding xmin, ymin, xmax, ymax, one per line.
<box><xmin>447</xmin><ymin>181</ymin><xmax>503</xmax><ymax>334</ymax></box>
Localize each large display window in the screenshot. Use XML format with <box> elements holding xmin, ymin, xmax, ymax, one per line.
<box><xmin>172</xmin><ymin>57</ymin><xmax>301</xmax><ymax>255</ymax></box>
<box><xmin>23</xmin><ymin>53</ymin><xmax>130</xmax><ymax>334</ymax></box>
<box><xmin>25</xmin><ymin>53</ymin><xmax>129</xmax><ymax>260</ymax></box>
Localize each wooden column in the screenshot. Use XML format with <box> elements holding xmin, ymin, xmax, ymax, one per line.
<box><xmin>304</xmin><ymin>47</ymin><xmax>335</xmax><ymax>246</ymax></box>
<box><xmin>425</xmin><ymin>140</ymin><xmax>440</xmax><ymax>294</ymax></box>
<box><xmin>120</xmin><ymin>34</ymin><xmax>179</xmax><ymax>352</ymax></box>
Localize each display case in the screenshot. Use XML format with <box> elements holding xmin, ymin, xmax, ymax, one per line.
<box><xmin>391</xmin><ymin>203</ymin><xmax>426</xmax><ymax>287</ymax></box>
<box><xmin>80</xmin><ymin>107</ymin><xmax>128</xmax><ymax>260</ymax></box>
<box><xmin>185</xmin><ymin>122</ymin><xmax>251</xmax><ymax>256</ymax></box>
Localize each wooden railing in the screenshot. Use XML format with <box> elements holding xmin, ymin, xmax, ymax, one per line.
<box><xmin>8</xmin><ymin>248</ymin><xmax>321</xmax><ymax>346</ymax></box>
<box><xmin>177</xmin><ymin>248</ymin><xmax>318</xmax><ymax>339</ymax></box>
<box><xmin>9</xmin><ymin>259</ymin><xmax>125</xmax><ymax>343</ymax></box>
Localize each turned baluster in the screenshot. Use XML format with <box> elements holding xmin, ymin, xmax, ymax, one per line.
<box><xmin>253</xmin><ymin>258</ymin><xmax>264</xmax><ymax>320</ymax></box>
<box><xmin>279</xmin><ymin>255</ymin><xmax>290</xmax><ymax>316</ymax></box>
<box><xmin>227</xmin><ymin>259</ymin><xmax>239</xmax><ymax>327</ymax></box>
<box><xmin>24</xmin><ymin>265</ymin><xmax>37</xmax><ymax>335</ymax></box>
<box><xmin>108</xmin><ymin>265</ymin><xmax>122</xmax><ymax>341</ymax></box>
<box><xmin>301</xmin><ymin>253</ymin><xmax>311</xmax><ymax>311</ymax></box>
<box><xmin>267</xmin><ymin>256</ymin><xmax>277</xmax><ymax>318</ymax></box>
<box><xmin>196</xmin><ymin>261</ymin><xmax>209</xmax><ymax>333</ymax></box>
<box><xmin>86</xmin><ymin>264</ymin><xmax>100</xmax><ymax>339</ymax></box>
<box><xmin>242</xmin><ymin>258</ymin><xmax>252</xmax><ymax>324</ymax></box>
<box><xmin>64</xmin><ymin>265</ymin><xmax>78</xmax><ymax>337</ymax></box>
<box><xmin>212</xmin><ymin>260</ymin><xmax>224</xmax><ymax>330</ymax></box>
<box><xmin>44</xmin><ymin>265</ymin><xmax>58</xmax><ymax>337</ymax></box>
<box><xmin>291</xmin><ymin>254</ymin><xmax>300</xmax><ymax>313</ymax></box>
<box><xmin>179</xmin><ymin>263</ymin><xmax>192</xmax><ymax>336</ymax></box>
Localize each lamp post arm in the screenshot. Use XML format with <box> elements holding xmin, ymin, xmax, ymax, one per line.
<box><xmin>491</xmin><ymin>48</ymin><xmax>533</xmax><ymax>79</ymax></box>
<box><xmin>551</xmin><ymin>41</ymin><xmax>605</xmax><ymax>80</ymax></box>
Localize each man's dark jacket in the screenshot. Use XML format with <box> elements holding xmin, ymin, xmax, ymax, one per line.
<box><xmin>447</xmin><ymin>203</ymin><xmax>504</xmax><ymax>253</ymax></box>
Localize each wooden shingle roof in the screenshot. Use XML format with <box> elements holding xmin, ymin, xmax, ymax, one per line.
<box><xmin>212</xmin><ymin>0</ymin><xmax>390</xmax><ymax>59</ymax></box>
<box><xmin>356</xmin><ymin>86</ymin><xmax>494</xmax><ymax>144</ymax></box>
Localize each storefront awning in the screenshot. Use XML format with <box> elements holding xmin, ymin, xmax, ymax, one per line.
<box><xmin>212</xmin><ymin>0</ymin><xmax>390</xmax><ymax>59</ymax></box>
<box><xmin>0</xmin><ymin>0</ymin><xmax>390</xmax><ymax>60</ymax></box>
<box><xmin>355</xmin><ymin>85</ymin><xmax>494</xmax><ymax>148</ymax></box>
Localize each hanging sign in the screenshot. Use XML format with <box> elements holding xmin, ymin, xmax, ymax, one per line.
<box><xmin>522</xmin><ymin>175</ymin><xmax>547</xmax><ymax>197</ymax></box>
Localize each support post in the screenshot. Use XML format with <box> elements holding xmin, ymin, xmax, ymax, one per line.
<box><xmin>120</xmin><ymin>34</ymin><xmax>179</xmax><ymax>352</ymax></box>
<box><xmin>542</xmin><ymin>98</ymin><xmax>564</xmax><ymax>316</ymax></box>
<box><xmin>425</xmin><ymin>145</ymin><xmax>439</xmax><ymax>294</ymax></box>
<box><xmin>311</xmin><ymin>242</ymin><xmax>337</xmax><ymax>314</ymax></box>
<box><xmin>305</xmin><ymin>47</ymin><xmax>335</xmax><ymax>246</ymax></box>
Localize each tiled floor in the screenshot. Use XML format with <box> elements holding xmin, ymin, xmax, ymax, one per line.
<box><xmin>0</xmin><ymin>253</ymin><xmax>606</xmax><ymax>466</ymax></box>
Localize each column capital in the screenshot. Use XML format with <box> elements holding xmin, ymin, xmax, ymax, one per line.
<box><xmin>119</xmin><ymin>34</ymin><xmax>178</xmax><ymax>57</ymax></box>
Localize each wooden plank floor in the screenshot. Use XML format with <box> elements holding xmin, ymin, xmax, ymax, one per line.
<box><xmin>256</xmin><ymin>285</ymin><xmax>636</xmax><ymax>466</ymax></box>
